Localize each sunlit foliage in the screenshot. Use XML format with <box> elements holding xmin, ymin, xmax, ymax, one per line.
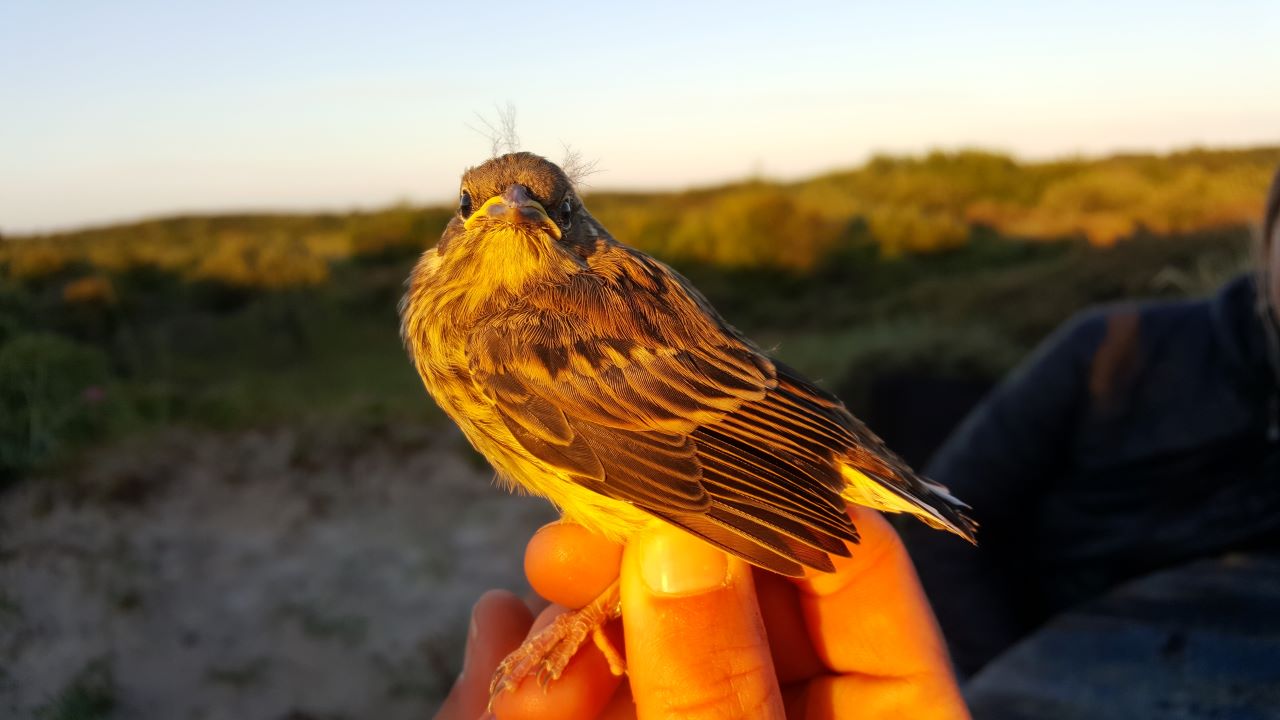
<box><xmin>188</xmin><ymin>231</ymin><xmax>330</xmax><ymax>287</ymax></box>
<box><xmin>657</xmin><ymin>186</ymin><xmax>837</xmax><ymax>270</ymax></box>
<box><xmin>61</xmin><ymin>276</ymin><xmax>117</xmax><ymax>305</ymax></box>
<box><xmin>4</xmin><ymin>146</ymin><xmax>1276</xmax><ymax>279</ymax></box>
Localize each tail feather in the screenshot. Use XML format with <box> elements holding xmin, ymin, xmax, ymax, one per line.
<box><xmin>840</xmin><ymin>464</ymin><xmax>978</xmax><ymax>544</ymax></box>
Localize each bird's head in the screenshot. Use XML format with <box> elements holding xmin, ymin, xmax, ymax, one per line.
<box><xmin>435</xmin><ymin>152</ymin><xmax>599</xmax><ymax>293</ymax></box>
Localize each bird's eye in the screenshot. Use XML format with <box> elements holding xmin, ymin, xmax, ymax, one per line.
<box><xmin>459</xmin><ymin>190</ymin><xmax>473</xmax><ymax>218</ymax></box>
<box><xmin>558</xmin><ymin>198</ymin><xmax>573</xmax><ymax>230</ymax></box>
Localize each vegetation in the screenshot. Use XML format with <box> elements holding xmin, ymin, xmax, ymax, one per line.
<box><xmin>35</xmin><ymin>659</ymin><xmax>116</xmax><ymax>720</ymax></box>
<box><xmin>1</xmin><ymin>146</ymin><xmax>1273</xmax><ymax>482</ymax></box>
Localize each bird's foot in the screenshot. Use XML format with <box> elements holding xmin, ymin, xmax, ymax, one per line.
<box><xmin>489</xmin><ymin>580</ymin><xmax>624</xmax><ymax>707</ymax></box>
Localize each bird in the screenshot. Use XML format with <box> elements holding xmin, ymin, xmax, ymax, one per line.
<box><xmin>399</xmin><ymin>151</ymin><xmax>976</xmax><ymax>702</ymax></box>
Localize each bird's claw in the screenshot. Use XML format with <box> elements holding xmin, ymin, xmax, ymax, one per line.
<box><xmin>487</xmin><ymin>583</ymin><xmax>625</xmax><ymax>709</ymax></box>
<box><xmin>487</xmin><ymin>609</ymin><xmax>588</xmax><ymax>707</ymax></box>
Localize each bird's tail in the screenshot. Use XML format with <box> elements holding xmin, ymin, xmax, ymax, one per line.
<box><xmin>839</xmin><ymin>463</ymin><xmax>978</xmax><ymax>543</ymax></box>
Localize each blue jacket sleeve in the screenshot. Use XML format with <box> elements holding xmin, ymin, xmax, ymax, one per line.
<box><xmin>901</xmin><ymin>310</ymin><xmax>1107</xmax><ymax>677</ymax></box>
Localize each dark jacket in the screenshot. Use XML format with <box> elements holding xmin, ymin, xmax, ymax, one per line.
<box><xmin>903</xmin><ymin>274</ymin><xmax>1280</xmax><ymax>678</ymax></box>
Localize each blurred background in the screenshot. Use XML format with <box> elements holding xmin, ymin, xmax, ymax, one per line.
<box><xmin>3</xmin><ymin>2</ymin><xmax>1279</xmax><ymax>719</ymax></box>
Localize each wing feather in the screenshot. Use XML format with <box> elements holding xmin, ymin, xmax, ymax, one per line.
<box><xmin>496</xmin><ymin>409</ymin><xmax>603</xmax><ymax>479</ymax></box>
<box><xmin>468</xmin><ymin>244</ymin><xmax>972</xmax><ymax>574</ymax></box>
<box><xmin>663</xmin><ymin>513</ymin><xmax>807</xmax><ymax>576</ymax></box>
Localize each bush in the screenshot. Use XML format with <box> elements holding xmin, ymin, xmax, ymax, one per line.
<box><xmin>773</xmin><ymin>321</ymin><xmax>1025</xmax><ymax>405</ymax></box>
<box><xmin>866</xmin><ymin>205</ymin><xmax>969</xmax><ymax>257</ymax></box>
<box><xmin>188</xmin><ymin>231</ymin><xmax>329</xmax><ymax>288</ymax></box>
<box><xmin>0</xmin><ymin>333</ymin><xmax>114</xmax><ymax>482</ymax></box>
<box><xmin>665</xmin><ymin>187</ymin><xmax>840</xmax><ymax>270</ymax></box>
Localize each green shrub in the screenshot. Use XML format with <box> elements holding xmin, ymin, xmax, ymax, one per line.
<box><xmin>771</xmin><ymin>321</ymin><xmax>1025</xmax><ymax>408</ymax></box>
<box><xmin>0</xmin><ymin>333</ymin><xmax>113</xmax><ymax>482</ymax></box>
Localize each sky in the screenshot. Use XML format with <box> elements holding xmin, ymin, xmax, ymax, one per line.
<box><xmin>2</xmin><ymin>0</ymin><xmax>1278</xmax><ymax>234</ymax></box>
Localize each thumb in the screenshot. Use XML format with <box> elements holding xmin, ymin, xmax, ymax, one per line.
<box><xmin>620</xmin><ymin>523</ymin><xmax>785</xmax><ymax>720</ymax></box>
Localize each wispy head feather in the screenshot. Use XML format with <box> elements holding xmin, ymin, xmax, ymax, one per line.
<box><xmin>561</xmin><ymin>144</ymin><xmax>603</xmax><ymax>189</ymax></box>
<box><xmin>467</xmin><ymin>103</ymin><xmax>521</xmax><ymax>157</ymax></box>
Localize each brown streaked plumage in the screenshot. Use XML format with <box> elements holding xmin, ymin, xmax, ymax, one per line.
<box><xmin>400</xmin><ymin>151</ymin><xmax>976</xmax><ymax>695</ymax></box>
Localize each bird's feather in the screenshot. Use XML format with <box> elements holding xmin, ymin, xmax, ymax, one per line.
<box><xmin>404</xmin><ymin>152</ymin><xmax>976</xmax><ymax>579</ymax></box>
<box><xmin>467</xmin><ymin>243</ymin><xmax>973</xmax><ymax>575</ymax></box>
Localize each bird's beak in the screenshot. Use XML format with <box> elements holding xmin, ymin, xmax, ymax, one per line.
<box><xmin>464</xmin><ymin>184</ymin><xmax>562</xmax><ymax>240</ymax></box>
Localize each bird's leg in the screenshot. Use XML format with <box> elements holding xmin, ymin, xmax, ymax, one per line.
<box><xmin>489</xmin><ymin>579</ymin><xmax>624</xmax><ymax>705</ymax></box>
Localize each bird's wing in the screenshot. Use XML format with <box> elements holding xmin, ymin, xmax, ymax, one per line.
<box><xmin>468</xmin><ymin>249</ymin><xmax>770</xmax><ymax>509</ymax></box>
<box><xmin>469</xmin><ymin>248</ymin><xmax>869</xmax><ymax>576</ymax></box>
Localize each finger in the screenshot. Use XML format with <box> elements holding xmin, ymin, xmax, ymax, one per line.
<box><xmin>621</xmin><ymin>522</ymin><xmax>786</xmax><ymax>720</ymax></box>
<box><xmin>795</xmin><ymin>674</ymin><xmax>971</xmax><ymax>720</ymax></box>
<box><xmin>597</xmin><ymin>682</ymin><xmax>638</xmax><ymax>720</ymax></box>
<box><xmin>435</xmin><ymin>590</ymin><xmax>533</xmax><ymax>720</ymax></box>
<box><xmin>522</xmin><ymin>591</ymin><xmax>550</xmax><ymax>617</ymax></box>
<box><xmin>491</xmin><ymin>604</ymin><xmax>626</xmax><ymax>720</ymax></box>
<box><xmin>794</xmin><ymin>506</ymin><xmax>952</xmax><ymax>677</ymax></box>
<box><xmin>792</xmin><ymin>506</ymin><xmax>967</xmax><ymax>715</ymax></box>
<box><xmin>525</xmin><ymin>521</ymin><xmax>624</xmax><ymax>609</ymax></box>
<box><xmin>753</xmin><ymin>569</ymin><xmax>824</xmax><ymax>684</ymax></box>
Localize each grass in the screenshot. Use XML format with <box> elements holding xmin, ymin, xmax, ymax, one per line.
<box><xmin>169</xmin><ymin>308</ymin><xmax>440</xmax><ymax>429</ymax></box>
<box><xmin>36</xmin><ymin>659</ymin><xmax>115</xmax><ymax>720</ymax></box>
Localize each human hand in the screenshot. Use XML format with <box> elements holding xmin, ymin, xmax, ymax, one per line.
<box><xmin>434</xmin><ymin>505</ymin><xmax>969</xmax><ymax>719</ymax></box>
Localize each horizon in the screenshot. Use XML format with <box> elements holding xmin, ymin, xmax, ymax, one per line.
<box><xmin>3</xmin><ymin>1</ymin><xmax>1278</xmax><ymax>235</ymax></box>
<box><xmin>6</xmin><ymin>140</ymin><xmax>1278</xmax><ymax>238</ymax></box>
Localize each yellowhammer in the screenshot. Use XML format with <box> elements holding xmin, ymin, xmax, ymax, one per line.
<box><xmin>400</xmin><ymin>152</ymin><xmax>975</xmax><ymax>703</ymax></box>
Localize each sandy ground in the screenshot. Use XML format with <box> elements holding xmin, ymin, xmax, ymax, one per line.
<box><xmin>0</xmin><ymin>421</ymin><xmax>556</xmax><ymax>719</ymax></box>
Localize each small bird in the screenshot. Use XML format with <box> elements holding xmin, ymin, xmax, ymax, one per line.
<box><xmin>400</xmin><ymin>151</ymin><xmax>976</xmax><ymax>701</ymax></box>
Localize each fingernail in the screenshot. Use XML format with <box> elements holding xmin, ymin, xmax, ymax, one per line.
<box><xmin>639</xmin><ymin>524</ymin><xmax>729</xmax><ymax>595</ymax></box>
